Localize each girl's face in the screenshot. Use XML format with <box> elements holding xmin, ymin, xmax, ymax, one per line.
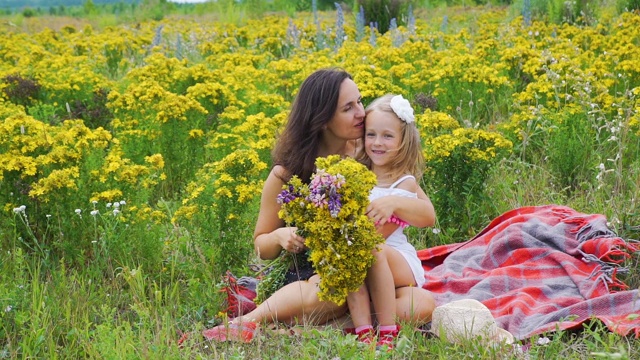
<box><xmin>324</xmin><ymin>78</ymin><xmax>365</xmax><ymax>141</ymax></box>
<box><xmin>364</xmin><ymin>110</ymin><xmax>403</xmax><ymax>170</ymax></box>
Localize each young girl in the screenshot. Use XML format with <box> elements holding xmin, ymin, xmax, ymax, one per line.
<box><xmin>347</xmin><ymin>94</ymin><xmax>431</xmax><ymax>349</ymax></box>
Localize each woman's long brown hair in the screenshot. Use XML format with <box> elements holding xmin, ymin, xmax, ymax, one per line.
<box><xmin>272</xmin><ymin>68</ymin><xmax>353</xmax><ymax>183</ymax></box>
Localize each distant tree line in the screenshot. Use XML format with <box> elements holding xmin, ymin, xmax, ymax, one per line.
<box><xmin>0</xmin><ymin>0</ymin><xmax>137</xmax><ymax>10</ymax></box>
<box><xmin>2</xmin><ymin>0</ymin><xmax>200</xmax><ymax>23</ymax></box>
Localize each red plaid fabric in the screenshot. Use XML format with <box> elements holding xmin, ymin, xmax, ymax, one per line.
<box><xmin>222</xmin><ymin>271</ymin><xmax>257</xmax><ymax>317</ymax></box>
<box><xmin>418</xmin><ymin>205</ymin><xmax>640</xmax><ymax>340</ymax></box>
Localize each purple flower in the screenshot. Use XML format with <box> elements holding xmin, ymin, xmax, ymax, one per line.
<box><xmin>277</xmin><ymin>185</ymin><xmax>300</xmax><ymax>204</ymax></box>
<box><xmin>307</xmin><ymin>172</ymin><xmax>345</xmax><ymax>217</ymax></box>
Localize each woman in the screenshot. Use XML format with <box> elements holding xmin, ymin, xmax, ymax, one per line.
<box><xmin>203</xmin><ymin>68</ymin><xmax>436</xmax><ymax>342</ymax></box>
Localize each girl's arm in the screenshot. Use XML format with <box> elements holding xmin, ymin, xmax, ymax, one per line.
<box><xmin>366</xmin><ymin>177</ymin><xmax>436</xmax><ymax>228</ymax></box>
<box><xmin>253</xmin><ymin>166</ymin><xmax>306</xmax><ymax>260</ymax></box>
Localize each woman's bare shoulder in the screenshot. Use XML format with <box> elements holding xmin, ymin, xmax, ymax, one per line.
<box><xmin>262</xmin><ymin>165</ymin><xmax>289</xmax><ymax>191</ymax></box>
<box><xmin>270</xmin><ymin>165</ymin><xmax>288</xmax><ymax>180</ymax></box>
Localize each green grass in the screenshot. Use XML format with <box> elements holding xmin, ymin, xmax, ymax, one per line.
<box><xmin>1</xmin><ymin>1</ymin><xmax>639</xmax><ymax>358</ymax></box>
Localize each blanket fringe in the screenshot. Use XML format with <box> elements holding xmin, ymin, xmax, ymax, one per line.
<box><xmin>568</xmin><ymin>215</ymin><xmax>640</xmax><ymax>292</ymax></box>
<box><xmin>572</xmin><ymin>216</ymin><xmax>617</xmax><ymax>242</ymax></box>
<box><xmin>586</xmin><ymin>261</ymin><xmax>628</xmax><ymax>292</ymax></box>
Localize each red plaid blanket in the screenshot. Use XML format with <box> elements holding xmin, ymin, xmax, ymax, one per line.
<box><xmin>418</xmin><ymin>205</ymin><xmax>640</xmax><ymax>340</ymax></box>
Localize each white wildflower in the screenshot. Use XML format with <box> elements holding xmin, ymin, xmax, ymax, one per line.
<box><xmin>536</xmin><ymin>337</ymin><xmax>551</xmax><ymax>345</ymax></box>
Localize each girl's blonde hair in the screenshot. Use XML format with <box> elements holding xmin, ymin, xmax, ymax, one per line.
<box><xmin>359</xmin><ymin>94</ymin><xmax>425</xmax><ymax>181</ymax></box>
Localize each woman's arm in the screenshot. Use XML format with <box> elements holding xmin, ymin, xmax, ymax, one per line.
<box><xmin>253</xmin><ymin>166</ymin><xmax>306</xmax><ymax>260</ymax></box>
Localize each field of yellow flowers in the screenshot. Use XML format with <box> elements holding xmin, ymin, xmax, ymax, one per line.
<box><xmin>1</xmin><ymin>5</ymin><xmax>639</xmax><ymax>358</ymax></box>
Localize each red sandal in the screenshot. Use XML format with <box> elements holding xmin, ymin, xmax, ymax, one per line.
<box><xmin>356</xmin><ymin>327</ymin><xmax>376</xmax><ymax>345</ymax></box>
<box><xmin>202</xmin><ymin>321</ymin><xmax>258</xmax><ymax>343</ymax></box>
<box><xmin>376</xmin><ymin>325</ymin><xmax>400</xmax><ymax>350</ymax></box>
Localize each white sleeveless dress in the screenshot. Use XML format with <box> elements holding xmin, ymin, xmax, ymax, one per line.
<box><xmin>369</xmin><ymin>175</ymin><xmax>426</xmax><ymax>287</ymax></box>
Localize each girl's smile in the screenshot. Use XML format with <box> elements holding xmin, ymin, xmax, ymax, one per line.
<box><xmin>364</xmin><ymin>111</ymin><xmax>403</xmax><ymax>172</ymax></box>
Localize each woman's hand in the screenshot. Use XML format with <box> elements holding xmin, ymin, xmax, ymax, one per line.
<box><xmin>274</xmin><ymin>226</ymin><xmax>306</xmax><ymax>253</ymax></box>
<box><xmin>254</xmin><ymin>166</ymin><xmax>310</xmax><ymax>259</ymax></box>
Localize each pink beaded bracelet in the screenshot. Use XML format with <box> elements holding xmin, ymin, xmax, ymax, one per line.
<box><xmin>389</xmin><ymin>215</ymin><xmax>409</xmax><ymax>228</ymax></box>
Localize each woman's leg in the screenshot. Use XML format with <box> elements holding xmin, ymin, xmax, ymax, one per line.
<box><xmin>237</xmin><ymin>274</ymin><xmax>347</xmax><ymax>326</ymax></box>
<box><xmin>395</xmin><ymin>286</ymin><xmax>435</xmax><ymax>325</ymax></box>
<box><xmin>202</xmin><ymin>275</ymin><xmax>347</xmax><ymax>342</ymax></box>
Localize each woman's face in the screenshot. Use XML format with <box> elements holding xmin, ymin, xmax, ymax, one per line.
<box><xmin>324</xmin><ymin>78</ymin><xmax>365</xmax><ymax>141</ymax></box>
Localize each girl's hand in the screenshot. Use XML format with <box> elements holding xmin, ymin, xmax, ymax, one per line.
<box><xmin>366</xmin><ymin>197</ymin><xmax>397</xmax><ymax>227</ymax></box>
<box><xmin>275</xmin><ymin>226</ymin><xmax>306</xmax><ymax>253</ymax></box>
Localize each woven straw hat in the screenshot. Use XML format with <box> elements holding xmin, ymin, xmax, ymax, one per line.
<box><xmin>431</xmin><ymin>299</ymin><xmax>514</xmax><ymax>345</ymax></box>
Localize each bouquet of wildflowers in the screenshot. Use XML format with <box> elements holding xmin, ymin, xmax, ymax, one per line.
<box><xmin>256</xmin><ymin>155</ymin><xmax>385</xmax><ymax>306</ymax></box>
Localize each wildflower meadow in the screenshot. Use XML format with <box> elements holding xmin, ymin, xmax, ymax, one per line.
<box><xmin>1</xmin><ymin>0</ymin><xmax>639</xmax><ymax>358</ymax></box>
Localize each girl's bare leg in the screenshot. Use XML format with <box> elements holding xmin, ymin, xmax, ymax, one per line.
<box><xmin>324</xmin><ymin>287</ymin><xmax>435</xmax><ymax>329</ymax></box>
<box><xmin>347</xmin><ymin>284</ymin><xmax>373</xmax><ymax>328</ymax></box>
<box><xmin>367</xmin><ymin>245</ymin><xmax>416</xmax><ymax>326</ymax></box>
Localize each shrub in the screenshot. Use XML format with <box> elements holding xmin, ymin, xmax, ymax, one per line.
<box><xmin>357</xmin><ymin>0</ymin><xmax>410</xmax><ymax>34</ymax></box>
<box><xmin>173</xmin><ymin>149</ymin><xmax>267</xmax><ymax>277</ymax></box>
<box><xmin>619</xmin><ymin>0</ymin><xmax>640</xmax><ymax>12</ymax></box>
<box><xmin>548</xmin><ymin>0</ymin><xmax>598</xmax><ymax>25</ymax></box>
<box><xmin>22</xmin><ymin>8</ymin><xmax>35</xmax><ymax>17</ymax></box>
<box><xmin>2</xmin><ymin>74</ymin><xmax>41</xmax><ymax>107</ymax></box>
<box><xmin>419</xmin><ymin>110</ymin><xmax>513</xmax><ymax>236</ymax></box>
<box><xmin>546</xmin><ymin>111</ymin><xmax>598</xmax><ymax>194</ymax></box>
<box><xmin>65</xmin><ymin>88</ymin><xmax>113</xmax><ymax>130</ymax></box>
